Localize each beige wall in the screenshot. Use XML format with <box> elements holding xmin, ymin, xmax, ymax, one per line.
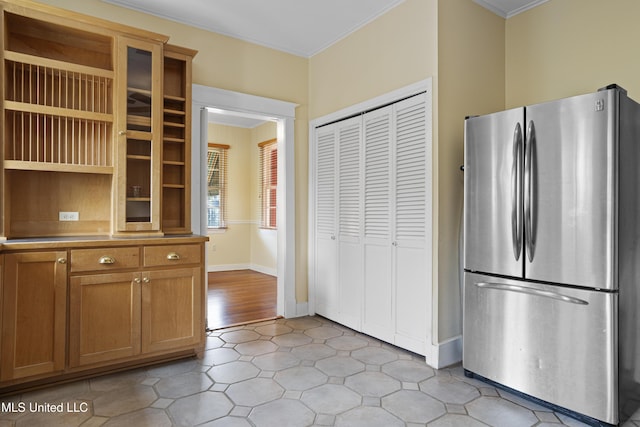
<box><xmin>309</xmin><ymin>0</ymin><xmax>438</xmax><ymax>119</ymax></box>
<box><xmin>437</xmin><ymin>1</ymin><xmax>505</xmax><ymax>340</ymax></box>
<box><xmin>39</xmin><ymin>0</ymin><xmax>309</xmax><ymax>298</ymax></box>
<box><xmin>206</xmin><ymin>122</ymin><xmax>277</xmax><ymax>273</ymax></box>
<box><xmin>506</xmin><ymin>0</ymin><xmax>640</xmax><ymax>107</ymax></box>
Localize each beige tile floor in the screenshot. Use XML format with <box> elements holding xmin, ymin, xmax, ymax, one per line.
<box><xmin>0</xmin><ymin>316</ymin><xmax>635</xmax><ymax>426</ymax></box>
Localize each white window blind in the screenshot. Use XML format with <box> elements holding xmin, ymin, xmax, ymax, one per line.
<box><xmin>259</xmin><ymin>139</ymin><xmax>277</xmax><ymax>229</ymax></box>
<box><xmin>207</xmin><ymin>143</ymin><xmax>228</xmax><ymax>228</ymax></box>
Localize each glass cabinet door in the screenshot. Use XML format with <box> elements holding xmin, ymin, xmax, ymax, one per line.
<box><xmin>116</xmin><ymin>37</ymin><xmax>162</xmax><ymax>233</ymax></box>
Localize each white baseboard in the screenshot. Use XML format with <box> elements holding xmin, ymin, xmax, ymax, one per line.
<box><xmin>250</xmin><ymin>264</ymin><xmax>277</xmax><ymax>277</ymax></box>
<box><xmin>208</xmin><ymin>263</ymin><xmax>249</xmax><ymax>272</ymax></box>
<box><xmin>207</xmin><ymin>264</ymin><xmax>276</xmax><ymax>276</ymax></box>
<box><xmin>294</xmin><ymin>302</ymin><xmax>309</xmax><ymax>317</ymax></box>
<box><xmin>427</xmin><ymin>335</ymin><xmax>462</xmax><ymax>369</ymax></box>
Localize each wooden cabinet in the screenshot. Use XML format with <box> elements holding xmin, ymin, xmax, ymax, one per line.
<box><xmin>68</xmin><ymin>242</ymin><xmax>204</xmax><ymax>369</ymax></box>
<box><xmin>69</xmin><ymin>271</ymin><xmax>141</xmax><ymax>367</ymax></box>
<box><xmin>1</xmin><ymin>251</ymin><xmax>67</xmax><ymax>381</ymax></box>
<box><xmin>114</xmin><ymin>36</ymin><xmax>163</xmax><ymax>234</ymax></box>
<box><xmin>142</xmin><ymin>267</ymin><xmax>201</xmax><ymax>353</ymax></box>
<box><xmin>162</xmin><ymin>45</ymin><xmax>196</xmax><ymax>234</ymax></box>
<box><xmin>0</xmin><ymin>0</ymin><xmax>205</xmax><ymax>392</ymax></box>
<box><xmin>0</xmin><ymin>0</ymin><xmax>196</xmax><ymax>239</ymax></box>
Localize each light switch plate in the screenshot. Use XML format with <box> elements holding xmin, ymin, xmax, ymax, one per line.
<box><xmin>59</xmin><ymin>211</ymin><xmax>79</xmax><ymax>221</ymax></box>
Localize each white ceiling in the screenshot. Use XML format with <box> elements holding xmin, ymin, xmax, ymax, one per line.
<box><xmin>105</xmin><ymin>0</ymin><xmax>547</xmax><ymax>127</ymax></box>
<box><xmin>104</xmin><ymin>0</ymin><xmax>547</xmax><ymax>59</ymax></box>
<box><xmin>103</xmin><ymin>0</ymin><xmax>406</xmax><ymax>58</ymax></box>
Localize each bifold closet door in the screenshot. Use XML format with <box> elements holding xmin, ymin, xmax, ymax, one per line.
<box><xmin>393</xmin><ymin>94</ymin><xmax>430</xmax><ymax>354</ymax></box>
<box><xmin>362</xmin><ymin>105</ymin><xmax>394</xmax><ymax>342</ymax></box>
<box><xmin>336</xmin><ymin>116</ymin><xmax>363</xmax><ymax>330</ymax></box>
<box><xmin>314</xmin><ymin>126</ymin><xmax>338</xmax><ymax>320</ymax></box>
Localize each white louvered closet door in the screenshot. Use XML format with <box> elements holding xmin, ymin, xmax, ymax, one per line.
<box><xmin>336</xmin><ymin>116</ymin><xmax>363</xmax><ymax>330</ymax></box>
<box><xmin>393</xmin><ymin>93</ymin><xmax>430</xmax><ymax>354</ymax></box>
<box><xmin>314</xmin><ymin>125</ymin><xmax>338</xmax><ymax>319</ymax></box>
<box><xmin>362</xmin><ymin>105</ymin><xmax>394</xmax><ymax>342</ymax></box>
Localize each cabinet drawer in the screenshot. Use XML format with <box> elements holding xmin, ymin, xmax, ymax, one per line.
<box><xmin>143</xmin><ymin>244</ymin><xmax>201</xmax><ymax>267</ymax></box>
<box><xmin>71</xmin><ymin>247</ymin><xmax>140</xmax><ymax>272</ymax></box>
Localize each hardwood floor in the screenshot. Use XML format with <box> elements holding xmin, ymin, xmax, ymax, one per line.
<box><xmin>207</xmin><ymin>270</ymin><xmax>277</xmax><ymax>330</ymax></box>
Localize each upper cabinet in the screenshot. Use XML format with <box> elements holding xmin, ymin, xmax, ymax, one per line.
<box><xmin>0</xmin><ymin>0</ymin><xmax>197</xmax><ymax>239</ymax></box>
<box><xmin>114</xmin><ymin>37</ymin><xmax>163</xmax><ymax>234</ymax></box>
<box><xmin>162</xmin><ymin>45</ymin><xmax>196</xmax><ymax>234</ymax></box>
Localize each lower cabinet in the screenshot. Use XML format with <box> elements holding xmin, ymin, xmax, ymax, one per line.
<box><xmin>141</xmin><ymin>267</ymin><xmax>201</xmax><ymax>354</ymax></box>
<box><xmin>0</xmin><ymin>238</ymin><xmax>206</xmax><ymax>389</ymax></box>
<box><xmin>1</xmin><ymin>251</ymin><xmax>67</xmax><ymax>381</ymax></box>
<box><xmin>69</xmin><ymin>244</ymin><xmax>203</xmax><ymax>368</ymax></box>
<box><xmin>69</xmin><ymin>272</ymin><xmax>142</xmax><ymax>367</ymax></box>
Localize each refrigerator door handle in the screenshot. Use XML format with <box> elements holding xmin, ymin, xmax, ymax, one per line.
<box><xmin>475</xmin><ymin>282</ymin><xmax>589</xmax><ymax>305</ymax></box>
<box><xmin>511</xmin><ymin>123</ymin><xmax>523</xmax><ymax>261</ymax></box>
<box><xmin>524</xmin><ymin>120</ymin><xmax>536</xmax><ymax>262</ymax></box>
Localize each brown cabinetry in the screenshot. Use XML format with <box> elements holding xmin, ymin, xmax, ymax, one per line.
<box><xmin>162</xmin><ymin>45</ymin><xmax>196</xmax><ymax>234</ymax></box>
<box><xmin>142</xmin><ymin>267</ymin><xmax>201</xmax><ymax>353</ymax></box>
<box><xmin>0</xmin><ymin>0</ymin><xmax>196</xmax><ymax>239</ymax></box>
<box><xmin>68</xmin><ymin>242</ymin><xmax>203</xmax><ymax>368</ymax></box>
<box><xmin>1</xmin><ymin>251</ymin><xmax>67</xmax><ymax>381</ymax></box>
<box><xmin>115</xmin><ymin>36</ymin><xmax>163</xmax><ymax>234</ymax></box>
<box><xmin>0</xmin><ymin>0</ymin><xmax>205</xmax><ymax>392</ymax></box>
<box><xmin>69</xmin><ymin>271</ymin><xmax>141</xmax><ymax>368</ymax></box>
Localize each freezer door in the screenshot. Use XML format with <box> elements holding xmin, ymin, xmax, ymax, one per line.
<box><xmin>464</xmin><ymin>108</ymin><xmax>524</xmax><ymax>277</ymax></box>
<box><xmin>463</xmin><ymin>272</ymin><xmax>618</xmax><ymax>424</ymax></box>
<box><xmin>524</xmin><ymin>90</ymin><xmax>617</xmax><ymax>289</ymax></box>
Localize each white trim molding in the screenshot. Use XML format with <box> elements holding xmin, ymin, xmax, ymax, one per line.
<box><xmin>427</xmin><ymin>335</ymin><xmax>462</xmax><ymax>369</ymax></box>
<box><xmin>192</xmin><ymin>85</ymin><xmax>299</xmax><ymax>319</ymax></box>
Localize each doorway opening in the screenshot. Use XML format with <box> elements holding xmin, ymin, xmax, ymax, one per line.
<box><xmin>191</xmin><ymin>84</ymin><xmax>298</xmax><ymax>331</ymax></box>
<box><xmin>205</xmin><ymin>109</ymin><xmax>278</xmax><ymax>329</ymax></box>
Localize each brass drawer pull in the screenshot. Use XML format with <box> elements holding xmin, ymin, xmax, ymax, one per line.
<box><xmin>166</xmin><ymin>253</ymin><xmax>180</xmax><ymax>260</ymax></box>
<box><xmin>57</xmin><ymin>258</ymin><xmax>67</xmax><ymax>264</ymax></box>
<box><xmin>99</xmin><ymin>256</ymin><xmax>115</xmax><ymax>265</ymax></box>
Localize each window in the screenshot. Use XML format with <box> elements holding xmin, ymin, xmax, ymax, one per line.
<box><xmin>207</xmin><ymin>143</ymin><xmax>228</xmax><ymax>228</ymax></box>
<box><xmin>259</xmin><ymin>139</ymin><xmax>277</xmax><ymax>229</ymax></box>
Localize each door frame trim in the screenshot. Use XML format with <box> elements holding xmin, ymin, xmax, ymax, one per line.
<box><xmin>192</xmin><ymin>84</ymin><xmax>298</xmax><ymax>319</ymax></box>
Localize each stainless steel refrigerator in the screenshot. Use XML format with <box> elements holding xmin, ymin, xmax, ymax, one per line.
<box><xmin>463</xmin><ymin>84</ymin><xmax>640</xmax><ymax>426</ymax></box>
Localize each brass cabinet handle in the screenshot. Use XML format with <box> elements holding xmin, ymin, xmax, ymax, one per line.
<box><xmin>166</xmin><ymin>252</ymin><xmax>180</xmax><ymax>260</ymax></box>
<box><xmin>99</xmin><ymin>256</ymin><xmax>115</xmax><ymax>264</ymax></box>
<box><xmin>57</xmin><ymin>258</ymin><xmax>67</xmax><ymax>264</ymax></box>
<box><xmin>118</xmin><ymin>130</ymin><xmax>126</xmax><ymax>136</ymax></box>
<box><xmin>134</xmin><ymin>277</ymin><xmax>141</xmax><ymax>284</ymax></box>
<box><xmin>142</xmin><ymin>277</ymin><xmax>150</xmax><ymax>283</ymax></box>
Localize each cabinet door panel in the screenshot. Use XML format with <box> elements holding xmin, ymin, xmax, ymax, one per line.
<box><xmin>141</xmin><ymin>267</ymin><xmax>202</xmax><ymax>353</ymax></box>
<box><xmin>115</xmin><ymin>36</ymin><xmax>162</xmax><ymax>233</ymax></box>
<box><xmin>1</xmin><ymin>252</ymin><xmax>67</xmax><ymax>381</ymax></box>
<box><xmin>69</xmin><ymin>272</ymin><xmax>141</xmax><ymax>367</ymax></box>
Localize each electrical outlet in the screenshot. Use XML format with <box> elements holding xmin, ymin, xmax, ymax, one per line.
<box><xmin>59</xmin><ymin>211</ymin><xmax>79</xmax><ymax>221</ymax></box>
